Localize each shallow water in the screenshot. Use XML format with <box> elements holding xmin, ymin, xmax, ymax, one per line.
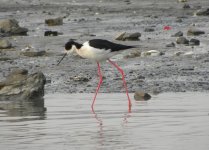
<box><xmin>0</xmin><ymin>93</ymin><xmax>209</xmax><ymax>150</ymax></box>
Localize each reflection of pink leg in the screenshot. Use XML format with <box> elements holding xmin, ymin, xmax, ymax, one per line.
<box><xmin>91</xmin><ymin>107</ymin><xmax>103</xmax><ymax>125</ymax></box>
<box><xmin>92</xmin><ymin>62</ymin><xmax>103</xmax><ymax>110</ymax></box>
<box><xmin>108</xmin><ymin>59</ymin><xmax>132</xmax><ymax>111</ymax></box>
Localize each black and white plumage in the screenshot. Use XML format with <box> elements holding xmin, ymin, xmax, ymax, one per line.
<box><xmin>87</xmin><ymin>39</ymin><xmax>134</xmax><ymax>52</ymax></box>
<box><xmin>57</xmin><ymin>39</ymin><xmax>135</xmax><ymax>112</ymax></box>
<box><xmin>63</xmin><ymin>39</ymin><xmax>135</xmax><ymax>62</ymax></box>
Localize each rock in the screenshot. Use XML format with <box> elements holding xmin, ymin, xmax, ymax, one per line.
<box><xmin>142</xmin><ymin>50</ymin><xmax>162</xmax><ymax>57</ymax></box>
<box><xmin>134</xmin><ymin>91</ymin><xmax>151</xmax><ymax>101</ymax></box>
<box><xmin>187</xmin><ymin>28</ymin><xmax>205</xmax><ymax>36</ymax></box>
<box><xmin>124</xmin><ymin>0</ymin><xmax>131</xmax><ymax>4</ymax></box>
<box><xmin>0</xmin><ymin>69</ymin><xmax>46</xmax><ymax>113</ymax></box>
<box><xmin>21</xmin><ymin>46</ymin><xmax>46</xmax><ymax>57</ymax></box>
<box><xmin>123</xmin><ymin>32</ymin><xmax>141</xmax><ymax>41</ymax></box>
<box><xmin>166</xmin><ymin>42</ymin><xmax>175</xmax><ymax>47</ymax></box>
<box><xmin>144</xmin><ymin>27</ymin><xmax>155</xmax><ymax>32</ymax></box>
<box><xmin>0</xmin><ymin>19</ymin><xmax>28</xmax><ymax>36</ymax></box>
<box><xmin>4</xmin><ymin>69</ymin><xmax>28</xmax><ymax>83</ymax></box>
<box><xmin>178</xmin><ymin>0</ymin><xmax>187</xmax><ymax>2</ymax></box>
<box><xmin>183</xmin><ymin>4</ymin><xmax>190</xmax><ymax>9</ymax></box>
<box><xmin>115</xmin><ymin>32</ymin><xmax>126</xmax><ymax>40</ymax></box>
<box><xmin>0</xmin><ymin>69</ymin><xmax>46</xmax><ymax>102</ymax></box>
<box><xmin>96</xmin><ymin>18</ymin><xmax>102</xmax><ymax>21</ymax></box>
<box><xmin>124</xmin><ymin>50</ymin><xmax>141</xmax><ymax>58</ymax></box>
<box><xmin>44</xmin><ymin>31</ymin><xmax>58</xmax><ymax>36</ymax></box>
<box><xmin>22</xmin><ymin>51</ymin><xmax>46</xmax><ymax>57</ymax></box>
<box><xmin>176</xmin><ymin>18</ymin><xmax>183</xmax><ymax>23</ymax></box>
<box><xmin>77</xmin><ymin>18</ymin><xmax>86</xmax><ymax>22</ymax></box>
<box><xmin>171</xmin><ymin>31</ymin><xmax>183</xmax><ymax>37</ymax></box>
<box><xmin>175</xmin><ymin>51</ymin><xmax>185</xmax><ymax>56</ymax></box>
<box><xmin>45</xmin><ymin>17</ymin><xmax>63</xmax><ymax>26</ymax></box>
<box><xmin>194</xmin><ymin>8</ymin><xmax>209</xmax><ymax>16</ymax></box>
<box><xmin>193</xmin><ymin>5</ymin><xmax>202</xmax><ymax>9</ymax></box>
<box><xmin>69</xmin><ymin>74</ymin><xmax>90</xmax><ymax>82</ymax></box>
<box><xmin>180</xmin><ymin>66</ymin><xmax>194</xmax><ymax>71</ymax></box>
<box><xmin>176</xmin><ymin>36</ymin><xmax>189</xmax><ymax>44</ymax></box>
<box><xmin>189</xmin><ymin>38</ymin><xmax>200</xmax><ymax>46</ymax></box>
<box><xmin>115</xmin><ymin>32</ymin><xmax>141</xmax><ymax>41</ymax></box>
<box><xmin>0</xmin><ymin>57</ymin><xmax>12</xmax><ymax>61</ymax></box>
<box><xmin>0</xmin><ymin>39</ymin><xmax>12</xmax><ymax>49</ymax></box>
<box><xmin>183</xmin><ymin>51</ymin><xmax>194</xmax><ymax>57</ymax></box>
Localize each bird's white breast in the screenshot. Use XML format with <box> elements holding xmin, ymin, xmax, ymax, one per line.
<box><xmin>76</xmin><ymin>41</ymin><xmax>117</xmax><ymax>62</ymax></box>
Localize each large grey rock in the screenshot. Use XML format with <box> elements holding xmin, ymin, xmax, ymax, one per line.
<box><xmin>115</xmin><ymin>32</ymin><xmax>141</xmax><ymax>41</ymax></box>
<box><xmin>20</xmin><ymin>46</ymin><xmax>46</xmax><ymax>57</ymax></box>
<box><xmin>0</xmin><ymin>39</ymin><xmax>12</xmax><ymax>49</ymax></box>
<box><xmin>124</xmin><ymin>50</ymin><xmax>141</xmax><ymax>59</ymax></box>
<box><xmin>194</xmin><ymin>8</ymin><xmax>209</xmax><ymax>16</ymax></box>
<box><xmin>0</xmin><ymin>19</ymin><xmax>28</xmax><ymax>36</ymax></box>
<box><xmin>0</xmin><ymin>69</ymin><xmax>46</xmax><ymax>102</ymax></box>
<box><xmin>187</xmin><ymin>28</ymin><xmax>205</xmax><ymax>36</ymax></box>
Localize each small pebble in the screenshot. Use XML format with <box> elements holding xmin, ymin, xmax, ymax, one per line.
<box><xmin>176</xmin><ymin>36</ymin><xmax>189</xmax><ymax>44</ymax></box>
<box><xmin>134</xmin><ymin>91</ymin><xmax>151</xmax><ymax>101</ymax></box>
<box><xmin>189</xmin><ymin>38</ymin><xmax>200</xmax><ymax>46</ymax></box>
<box><xmin>166</xmin><ymin>42</ymin><xmax>175</xmax><ymax>47</ymax></box>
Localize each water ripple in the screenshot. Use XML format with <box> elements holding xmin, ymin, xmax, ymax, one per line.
<box><xmin>0</xmin><ymin>93</ymin><xmax>209</xmax><ymax>150</ymax></box>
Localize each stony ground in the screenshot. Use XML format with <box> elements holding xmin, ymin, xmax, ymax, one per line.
<box><xmin>1</xmin><ymin>0</ymin><xmax>209</xmax><ymax>94</ymax></box>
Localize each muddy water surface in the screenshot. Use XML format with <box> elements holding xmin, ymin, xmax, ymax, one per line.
<box><xmin>0</xmin><ymin>93</ymin><xmax>209</xmax><ymax>150</ymax></box>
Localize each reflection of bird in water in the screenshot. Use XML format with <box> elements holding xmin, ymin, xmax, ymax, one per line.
<box><xmin>57</xmin><ymin>39</ymin><xmax>135</xmax><ymax>112</ymax></box>
<box><xmin>91</xmin><ymin>108</ymin><xmax>131</xmax><ymax>146</ymax></box>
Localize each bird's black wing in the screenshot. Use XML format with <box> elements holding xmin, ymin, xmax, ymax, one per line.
<box><xmin>88</xmin><ymin>39</ymin><xmax>135</xmax><ymax>52</ymax></box>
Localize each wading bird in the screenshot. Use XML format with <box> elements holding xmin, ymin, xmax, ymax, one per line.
<box><xmin>57</xmin><ymin>39</ymin><xmax>136</xmax><ymax>111</ymax></box>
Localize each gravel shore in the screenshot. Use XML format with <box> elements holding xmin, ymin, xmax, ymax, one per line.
<box><xmin>1</xmin><ymin>0</ymin><xmax>209</xmax><ymax>94</ymax></box>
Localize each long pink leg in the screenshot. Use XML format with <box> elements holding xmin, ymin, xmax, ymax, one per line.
<box><xmin>92</xmin><ymin>62</ymin><xmax>103</xmax><ymax>110</ymax></box>
<box><xmin>108</xmin><ymin>59</ymin><xmax>132</xmax><ymax>110</ymax></box>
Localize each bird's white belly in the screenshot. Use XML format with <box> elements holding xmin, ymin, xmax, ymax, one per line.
<box><xmin>77</xmin><ymin>46</ymin><xmax>116</xmax><ymax>62</ymax></box>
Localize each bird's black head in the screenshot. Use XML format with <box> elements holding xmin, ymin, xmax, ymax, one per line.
<box><xmin>65</xmin><ymin>39</ymin><xmax>76</xmax><ymax>50</ymax></box>
<box><xmin>57</xmin><ymin>39</ymin><xmax>77</xmax><ymax>66</ymax></box>
<box><xmin>65</xmin><ymin>39</ymin><xmax>82</xmax><ymax>50</ymax></box>
<box><xmin>57</xmin><ymin>39</ymin><xmax>82</xmax><ymax>66</ymax></box>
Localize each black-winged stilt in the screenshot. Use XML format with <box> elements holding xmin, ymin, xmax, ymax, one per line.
<box><xmin>57</xmin><ymin>39</ymin><xmax>135</xmax><ymax>111</ymax></box>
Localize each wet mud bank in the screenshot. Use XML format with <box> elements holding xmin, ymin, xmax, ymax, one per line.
<box><xmin>1</xmin><ymin>0</ymin><xmax>209</xmax><ymax>95</ymax></box>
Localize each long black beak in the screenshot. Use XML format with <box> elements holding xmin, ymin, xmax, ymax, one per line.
<box><xmin>57</xmin><ymin>53</ymin><xmax>67</xmax><ymax>65</ymax></box>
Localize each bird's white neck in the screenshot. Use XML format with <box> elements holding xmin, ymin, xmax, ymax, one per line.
<box><xmin>66</xmin><ymin>45</ymin><xmax>79</xmax><ymax>55</ymax></box>
<box><xmin>72</xmin><ymin>45</ymin><xmax>78</xmax><ymax>52</ymax></box>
